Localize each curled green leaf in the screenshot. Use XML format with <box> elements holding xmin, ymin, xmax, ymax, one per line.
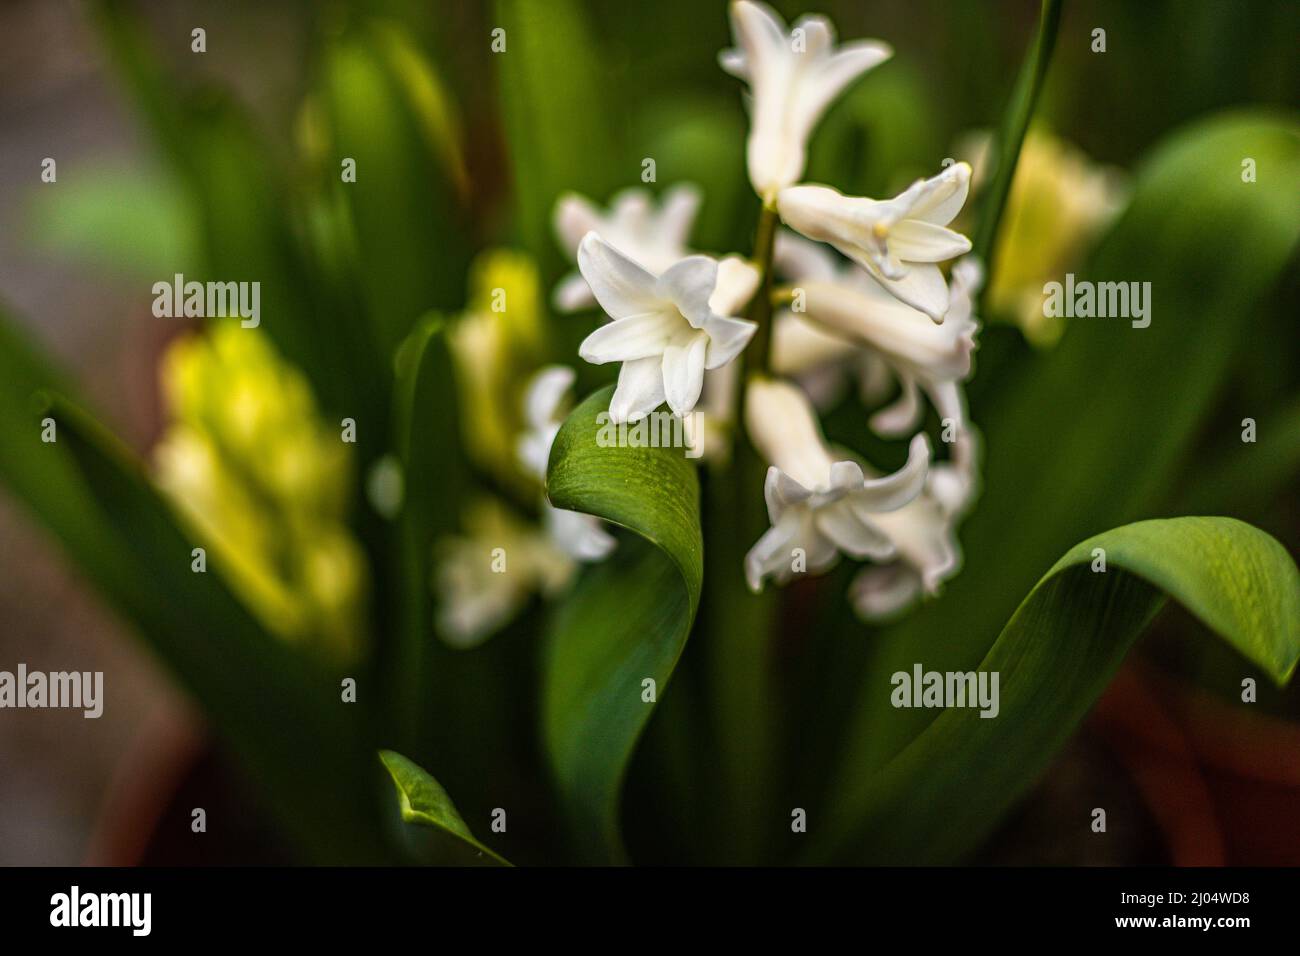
<box><xmin>543</xmin><ymin>385</ymin><xmax>703</xmax><ymax>862</ymax></box>
<box><xmin>815</xmin><ymin>516</ymin><xmax>1300</xmax><ymax>864</ymax></box>
<box><xmin>379</xmin><ymin>750</ymin><xmax>511</xmax><ymax>866</ymax></box>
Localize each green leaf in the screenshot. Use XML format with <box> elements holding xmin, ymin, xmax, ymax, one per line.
<box><xmin>494</xmin><ymin>0</ymin><xmax>622</xmax><ymax>280</ymax></box>
<box><xmin>378</xmin><ymin>751</ymin><xmax>511</xmax><ymax>866</ymax></box>
<box><xmin>829</xmin><ymin>111</ymin><xmax>1300</xmax><ymax>795</ymax></box>
<box><xmin>812</xmin><ymin>516</ymin><xmax>1300</xmax><ymax>864</ymax></box>
<box><xmin>7</xmin><ymin>369</ymin><xmax>391</xmax><ymax>863</ymax></box>
<box><xmin>319</xmin><ymin>24</ymin><xmax>469</xmax><ymax>356</ymax></box>
<box><xmin>543</xmin><ymin>386</ymin><xmax>703</xmax><ymax>862</ymax></box>
<box><xmin>0</xmin><ymin>310</ymin><xmax>125</xmax><ymax>588</ymax></box>
<box><xmin>385</xmin><ymin>317</ymin><xmax>464</xmax><ymax>758</ymax></box>
<box><xmin>91</xmin><ymin>0</ymin><xmax>371</xmax><ymax>420</ymax></box>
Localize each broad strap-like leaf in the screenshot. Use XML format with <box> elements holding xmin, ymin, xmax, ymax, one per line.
<box><xmin>544</xmin><ymin>386</ymin><xmax>703</xmax><ymax>862</ymax></box>
<box><xmin>812</xmin><ymin>516</ymin><xmax>1300</xmax><ymax>864</ymax></box>
<box><xmin>378</xmin><ymin>751</ymin><xmax>511</xmax><ymax>866</ymax></box>
<box><xmin>319</xmin><ymin>24</ymin><xmax>469</xmax><ymax>356</ymax></box>
<box><xmin>829</xmin><ymin>111</ymin><xmax>1300</xmax><ymax>791</ymax></box>
<box><xmin>384</xmin><ymin>317</ymin><xmax>471</xmax><ymax>762</ymax></box>
<box><xmin>30</xmin><ymin>386</ymin><xmax>391</xmax><ymax>863</ymax></box>
<box><xmin>494</xmin><ymin>0</ymin><xmax>623</xmax><ymax>282</ymax></box>
<box><xmin>92</xmin><ymin>0</ymin><xmax>375</xmax><ymax>421</ymax></box>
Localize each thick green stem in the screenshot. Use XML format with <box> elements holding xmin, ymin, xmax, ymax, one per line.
<box><xmin>700</xmin><ymin>199</ymin><xmax>783</xmax><ymax>862</ymax></box>
<box><xmin>745</xmin><ymin>203</ymin><xmax>780</xmax><ymax>374</ymax></box>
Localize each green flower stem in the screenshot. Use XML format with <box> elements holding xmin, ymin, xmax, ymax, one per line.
<box><xmin>971</xmin><ymin>0</ymin><xmax>1063</xmax><ymax>280</ymax></box>
<box><xmin>700</xmin><ymin>198</ymin><xmax>783</xmax><ymax>862</ymax></box>
<box><xmin>770</xmin><ymin>285</ymin><xmax>796</xmax><ymax>308</ymax></box>
<box><xmin>745</xmin><ymin>202</ymin><xmax>780</xmax><ymax>375</ymax></box>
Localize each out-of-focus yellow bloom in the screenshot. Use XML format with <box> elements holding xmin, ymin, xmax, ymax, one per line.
<box><xmin>153</xmin><ymin>323</ymin><xmax>367</xmax><ymax>660</ymax></box>
<box><xmin>448</xmin><ymin>249</ymin><xmax>546</xmax><ymax>491</ymax></box>
<box><xmin>963</xmin><ymin>129</ymin><xmax>1127</xmax><ymax>347</ymax></box>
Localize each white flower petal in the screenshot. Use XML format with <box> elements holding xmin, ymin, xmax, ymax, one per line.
<box><xmin>553</xmin><ymin>272</ymin><xmax>594</xmax><ymax>312</ymax></box>
<box><xmin>870</xmin><ymin>496</ymin><xmax>962</xmax><ymax>594</ymax></box>
<box><xmin>869</xmin><ymin>261</ymin><xmax>950</xmax><ymax>322</ymax></box>
<box><xmin>702</xmin><ymin>314</ymin><xmax>758</xmax><ymax>369</ymax></box>
<box><xmin>744</xmin><ymin>376</ymin><xmax>835</xmax><ymax>490</ymax></box>
<box><xmin>710</xmin><ymin>255</ymin><xmax>761</xmax><ymax>316</ymax></box>
<box><xmin>762</xmin><ymin>464</ymin><xmax>816</xmax><ymax>523</ymax></box>
<box><xmin>814</xmin><ymin>499</ymin><xmax>897</xmax><ymax>560</ymax></box>
<box><xmin>656</xmin><ymin>255</ymin><xmax>719</xmax><ymax>328</ymax></box>
<box><xmin>803</xmin><ymin>40</ymin><xmax>893</xmax><ymax>120</ymax></box>
<box><xmin>906</xmin><ymin>162</ymin><xmax>971</xmax><ymax>226</ymax></box>
<box><xmin>852</xmin><ymin>433</ymin><xmax>931</xmax><ymax>513</ymax></box>
<box><xmin>731</xmin><ymin>0</ymin><xmax>788</xmax><ymax>68</ymax></box>
<box><xmin>774</xmin><ymin>231</ymin><xmax>840</xmax><ymax>284</ymax></box>
<box><xmin>579</xmin><ymin>310</ymin><xmax>678</xmax><ymax>365</ymax></box>
<box><xmin>657</xmin><ymin>184</ymin><xmax>703</xmax><ymax>250</ymax></box>
<box><xmin>517</xmin><ymin>430</ymin><xmax>553</xmax><ymax>482</ymax></box>
<box><xmin>794</xmin><ymin>14</ymin><xmax>834</xmax><ymax>54</ymax></box>
<box><xmin>724</xmin><ymin>1</ymin><xmax>889</xmax><ymax>197</ymax></box>
<box><xmin>662</xmin><ymin>332</ymin><xmax>709</xmax><ymax>417</ymax></box>
<box><xmin>924</xmin><ymin>379</ymin><xmax>966</xmax><ymax>433</ymax></box>
<box><xmin>850</xmin><ymin>563</ymin><xmax>923</xmax><ymax>620</ymax></box>
<box><xmin>554</xmin><ymin>193</ymin><xmax>603</xmax><ymax>257</ymax></box>
<box><xmin>771</xmin><ymin>312</ymin><xmax>856</xmax><ymax>376</ymax></box>
<box><xmin>609</xmin><ymin>355</ymin><xmax>666</xmax><ymax>424</ymax></box>
<box><xmin>577</xmin><ymin>232</ymin><xmax>661</xmax><ymax>319</ymax></box>
<box><xmin>546</xmin><ymin>505</ymin><xmax>617</xmax><ymax>561</ymax></box>
<box><xmin>887</xmin><ymin>220</ymin><xmax>973</xmax><ymax>263</ymax></box>
<box><xmin>827</xmin><ymin>458</ymin><xmax>866</xmax><ymax>493</ymax></box>
<box><xmin>718</xmin><ymin>47</ymin><xmax>749</xmax><ymax>79</ymax></box>
<box><xmin>870</xmin><ymin>375</ymin><xmax>923</xmax><ymax>437</ymax></box>
<box><xmin>523</xmin><ymin>365</ymin><xmax>575</xmax><ymax>430</ymax></box>
<box><xmin>744</xmin><ymin>515</ymin><xmax>797</xmax><ymax>592</ymax></box>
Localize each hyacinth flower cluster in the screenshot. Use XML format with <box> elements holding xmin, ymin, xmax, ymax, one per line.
<box><xmin>551</xmin><ymin>0</ymin><xmax>984</xmax><ymax>620</ymax></box>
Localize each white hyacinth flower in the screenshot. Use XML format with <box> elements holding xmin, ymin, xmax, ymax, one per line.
<box><xmin>771</xmin><ymin>312</ymin><xmax>887</xmax><ymax>410</ymax></box>
<box><xmin>849</xmin><ymin>431</ymin><xmax>981</xmax><ymax>620</ymax></box>
<box><xmin>577</xmin><ymin>233</ymin><xmax>757</xmax><ymax>423</ymax></box>
<box><xmin>743</xmin><ymin>377</ymin><xmax>930</xmax><ymax>591</ymax></box>
<box><xmin>552</xmin><ymin>184</ymin><xmax>701</xmax><ymax>312</ymax></box>
<box><xmin>770</xmin><ymin>230</ymin><xmax>889</xmax><ymax>409</ymax></box>
<box><xmin>433</xmin><ymin>497</ymin><xmax>576</xmax><ymax>648</ymax></box>
<box><xmin>517</xmin><ymin>365</ymin><xmax>617</xmax><ymax>562</ymax></box>
<box><xmin>720</xmin><ymin>0</ymin><xmax>892</xmax><ymax>201</ymax></box>
<box><xmin>777</xmin><ymin>162</ymin><xmax>973</xmax><ymax>321</ymax></box>
<box><xmin>792</xmin><ymin>254</ymin><xmax>983</xmax><ymax>436</ymax></box>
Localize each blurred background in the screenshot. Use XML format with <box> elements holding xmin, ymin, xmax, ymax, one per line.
<box><xmin>0</xmin><ymin>0</ymin><xmax>1296</xmax><ymax>865</ymax></box>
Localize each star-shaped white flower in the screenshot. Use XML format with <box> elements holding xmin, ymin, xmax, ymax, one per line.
<box><xmin>552</xmin><ymin>184</ymin><xmax>701</xmax><ymax>312</ymax></box>
<box><xmin>770</xmin><ymin>230</ymin><xmax>887</xmax><ymax>409</ymax></box>
<box><xmin>720</xmin><ymin>0</ymin><xmax>892</xmax><ymax>201</ymax></box>
<box><xmin>776</xmin><ymin>234</ymin><xmax>983</xmax><ymax>437</ymax></box>
<box><xmin>742</xmin><ymin>377</ymin><xmax>930</xmax><ymax>591</ymax></box>
<box><xmin>577</xmin><ymin>233</ymin><xmax>757</xmax><ymax>423</ymax></box>
<box><xmin>777</xmin><ymin>162</ymin><xmax>972</xmax><ymax>320</ymax></box>
<box><xmin>517</xmin><ymin>365</ymin><xmax>617</xmax><ymax>562</ymax></box>
<box><xmin>433</xmin><ymin>497</ymin><xmax>577</xmax><ymax>648</ymax></box>
<box><xmin>849</xmin><ymin>431</ymin><xmax>980</xmax><ymax>620</ymax></box>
